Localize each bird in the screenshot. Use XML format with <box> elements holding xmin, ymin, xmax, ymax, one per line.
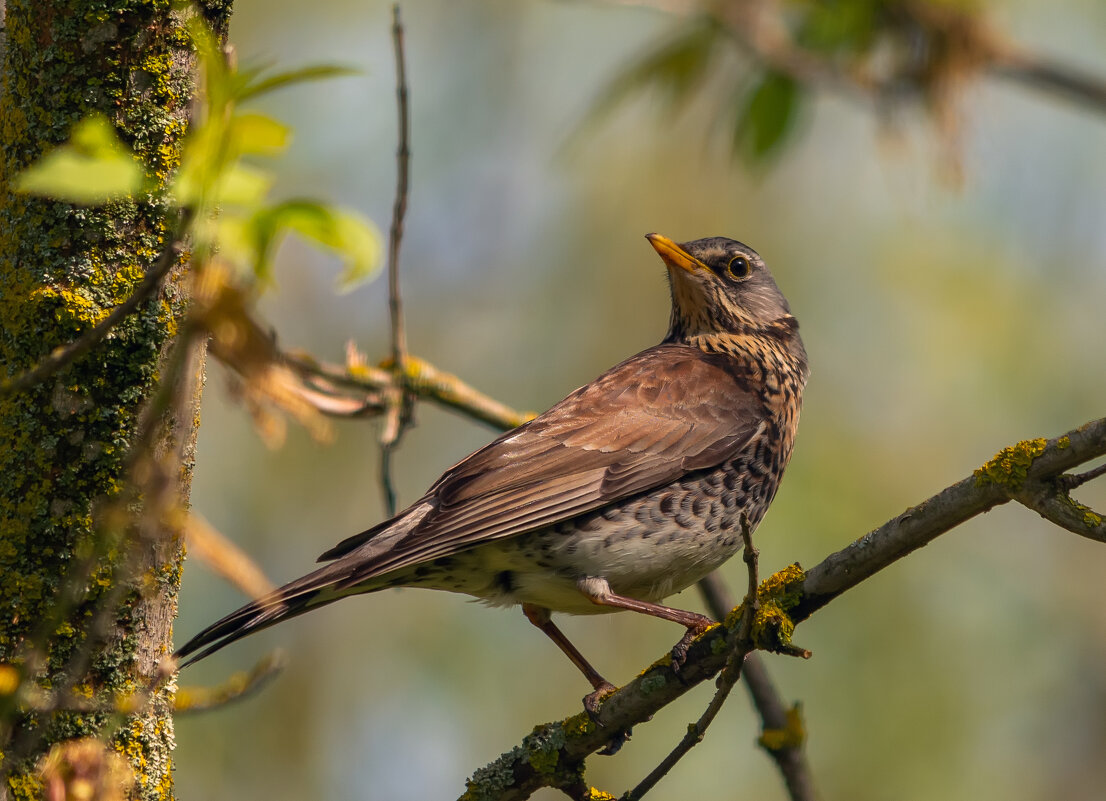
<box><xmin>176</xmin><ymin>233</ymin><xmax>809</xmax><ymax>712</ymax></box>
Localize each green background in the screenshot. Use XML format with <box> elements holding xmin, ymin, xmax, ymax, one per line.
<box><xmin>175</xmin><ymin>2</ymin><xmax>1106</xmax><ymax>799</ymax></box>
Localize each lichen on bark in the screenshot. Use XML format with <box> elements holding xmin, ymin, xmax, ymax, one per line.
<box><xmin>0</xmin><ymin>2</ymin><xmax>231</xmax><ymax>798</ymax></box>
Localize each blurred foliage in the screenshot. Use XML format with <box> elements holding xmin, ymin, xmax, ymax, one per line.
<box><xmin>15</xmin><ymin>11</ymin><xmax>382</xmax><ymax>293</ymax></box>
<box><xmin>590</xmin><ymin>0</ymin><xmax>1014</xmax><ymax>165</ymax></box>
<box><xmin>169</xmin><ymin>1</ymin><xmax>1106</xmax><ymax>800</ymax></box>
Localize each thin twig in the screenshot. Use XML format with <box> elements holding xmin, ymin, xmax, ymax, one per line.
<box><xmin>379</xmin><ymin>3</ymin><xmax>414</xmax><ymax>516</ymax></box>
<box><xmin>279</xmin><ymin>349</ymin><xmax>534</xmax><ymax>429</ymax></box>
<box><xmin>623</xmin><ymin>522</ymin><xmax>760</xmax><ymax>801</ymax></box>
<box><xmin>696</xmin><ymin>574</ymin><xmax>817</xmax><ymax>801</ymax></box>
<box><xmin>0</xmin><ymin>207</ymin><xmax>195</xmax><ymax>398</ymax></box>
<box><xmin>173</xmin><ymin>652</ymin><xmax>286</xmax><ymax>714</ymax></box>
<box><xmin>1057</xmin><ymin>462</ymin><xmax>1106</xmax><ymax>492</ymax></box>
<box><xmin>1017</xmin><ymin>481</ymin><xmax>1106</xmax><ymax>544</ymax></box>
<box><xmin>387</xmin><ymin>3</ymin><xmax>410</xmax><ymax>369</ymax></box>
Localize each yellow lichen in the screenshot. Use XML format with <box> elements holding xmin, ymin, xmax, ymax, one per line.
<box><xmin>973</xmin><ymin>438</ymin><xmax>1047</xmax><ymax>490</ymax></box>
<box><xmin>584</xmin><ymin>789</ymin><xmax>618</xmax><ymax>801</ymax></box>
<box><xmin>759</xmin><ymin>703</ymin><xmax>806</xmax><ymax>751</ymax></box>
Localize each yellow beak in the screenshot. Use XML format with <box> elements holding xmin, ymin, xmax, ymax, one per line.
<box><xmin>646</xmin><ymin>233</ymin><xmax>707</xmax><ymax>274</ymax></box>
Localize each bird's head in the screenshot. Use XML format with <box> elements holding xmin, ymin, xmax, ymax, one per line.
<box><xmin>646</xmin><ymin>234</ymin><xmax>799</xmax><ymax>346</ymax></box>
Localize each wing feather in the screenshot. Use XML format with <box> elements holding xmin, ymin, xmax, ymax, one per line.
<box><xmin>319</xmin><ymin>344</ymin><xmax>765</xmax><ymax>583</ymax></box>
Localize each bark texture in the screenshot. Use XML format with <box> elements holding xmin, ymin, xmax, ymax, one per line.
<box><xmin>0</xmin><ymin>2</ymin><xmax>230</xmax><ymax>798</ymax></box>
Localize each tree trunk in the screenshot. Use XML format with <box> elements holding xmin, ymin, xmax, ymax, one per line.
<box><xmin>0</xmin><ymin>3</ymin><xmax>231</xmax><ymax>799</ymax></box>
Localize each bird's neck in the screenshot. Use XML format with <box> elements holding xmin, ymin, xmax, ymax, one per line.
<box><xmin>669</xmin><ymin>316</ymin><xmax>810</xmax><ymax>386</ymax></box>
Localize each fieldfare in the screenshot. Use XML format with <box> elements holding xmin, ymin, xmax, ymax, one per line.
<box><xmin>177</xmin><ymin>234</ymin><xmax>809</xmax><ymax>710</ymax></box>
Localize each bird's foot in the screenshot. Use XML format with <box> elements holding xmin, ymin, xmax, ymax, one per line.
<box><xmin>583</xmin><ymin>681</ymin><xmax>618</xmax><ymax>723</ymax></box>
<box><xmin>670</xmin><ymin>615</ymin><xmax>717</xmax><ymax>681</ymax></box>
<box><xmin>598</xmin><ymin>727</ymin><xmax>633</xmax><ymax>756</ymax></box>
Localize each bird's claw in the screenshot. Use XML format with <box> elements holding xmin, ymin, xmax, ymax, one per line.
<box><xmin>584</xmin><ymin>682</ymin><xmax>632</xmax><ymax>754</ymax></box>
<box><xmin>598</xmin><ymin>727</ymin><xmax>632</xmax><ymax>756</ymax></box>
<box><xmin>583</xmin><ymin>681</ymin><xmax>618</xmax><ymax>724</ymax></box>
<box><xmin>670</xmin><ymin>619</ymin><xmax>715</xmax><ymax>682</ymax></box>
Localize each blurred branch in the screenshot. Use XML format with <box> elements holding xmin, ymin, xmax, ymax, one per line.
<box><xmin>696</xmin><ymin>574</ymin><xmax>816</xmax><ymax>801</ymax></box>
<box><xmin>379</xmin><ymin>3</ymin><xmax>416</xmax><ymax>517</ymax></box>
<box><xmin>184</xmin><ymin>515</ymin><xmax>277</xmax><ymax>600</ymax></box>
<box><xmin>622</xmin><ymin>522</ymin><xmax>761</xmax><ymax>801</ymax></box>
<box><xmin>717</xmin><ymin>0</ymin><xmax>1106</xmax><ymax>111</ymax></box>
<box><xmin>173</xmin><ymin>652</ymin><xmax>286</xmax><ymax>715</ymax></box>
<box><xmin>462</xmin><ymin>415</ymin><xmax>1106</xmax><ymax>800</ymax></box>
<box><xmin>594</xmin><ymin>0</ymin><xmax>1106</xmax><ymax>169</ymax></box>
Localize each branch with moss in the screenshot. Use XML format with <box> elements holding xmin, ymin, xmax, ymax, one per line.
<box><xmin>461</xmin><ymin>415</ymin><xmax>1106</xmax><ymax>800</ymax></box>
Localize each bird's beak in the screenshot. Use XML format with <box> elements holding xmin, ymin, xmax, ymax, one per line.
<box><xmin>646</xmin><ymin>233</ymin><xmax>707</xmax><ymax>274</ymax></box>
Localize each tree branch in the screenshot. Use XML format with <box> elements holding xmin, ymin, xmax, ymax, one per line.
<box><xmin>461</xmin><ymin>415</ymin><xmax>1106</xmax><ymax>800</ymax></box>
<box><xmin>794</xmin><ymin>418</ymin><xmax>1106</xmax><ymax>622</ymax></box>
<box><xmin>379</xmin><ymin>3</ymin><xmax>415</xmax><ymax>516</ymax></box>
<box><xmin>696</xmin><ymin>573</ymin><xmax>817</xmax><ymax>801</ymax></box>
<box><xmin>622</xmin><ymin>522</ymin><xmax>760</xmax><ymax>801</ymax></box>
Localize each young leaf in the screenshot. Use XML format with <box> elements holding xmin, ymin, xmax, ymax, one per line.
<box><xmin>253</xmin><ymin>200</ymin><xmax>382</xmax><ymax>289</ymax></box>
<box><xmin>237</xmin><ymin>64</ymin><xmax>360</xmax><ymax>103</ymax></box>
<box><xmin>590</xmin><ymin>19</ymin><xmax>721</xmax><ymax>115</ymax></box>
<box><xmin>15</xmin><ymin>115</ymin><xmax>144</xmax><ymax>204</ymax></box>
<box><xmin>229</xmin><ymin>113</ymin><xmax>292</xmax><ymax>156</ymax></box>
<box><xmin>734</xmin><ymin>73</ymin><xmax>803</xmax><ymax>162</ymax></box>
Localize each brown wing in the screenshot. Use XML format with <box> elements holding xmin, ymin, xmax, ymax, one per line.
<box><xmin>319</xmin><ymin>344</ymin><xmax>765</xmax><ymax>583</ymax></box>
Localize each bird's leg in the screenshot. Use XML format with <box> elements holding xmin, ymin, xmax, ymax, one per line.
<box><xmin>576</xmin><ymin>577</ymin><xmax>715</xmax><ymax>676</ymax></box>
<box><xmin>521</xmin><ymin>603</ymin><xmax>617</xmax><ymax>716</ymax></box>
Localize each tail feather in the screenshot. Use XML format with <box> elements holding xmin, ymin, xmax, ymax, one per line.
<box><xmin>174</xmin><ymin>562</ymin><xmax>361</xmax><ymax>667</ymax></box>
<box><xmin>177</xmin><ymin>502</ymin><xmax>435</xmax><ymax>667</ymax></box>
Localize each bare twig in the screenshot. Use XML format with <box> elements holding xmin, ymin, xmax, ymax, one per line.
<box><xmin>623</xmin><ymin>522</ymin><xmax>760</xmax><ymax>801</ymax></box>
<box><xmin>185</xmin><ymin>514</ymin><xmax>277</xmax><ymax>599</ymax></box>
<box><xmin>379</xmin><ymin>3</ymin><xmax>414</xmax><ymax>517</ymax></box>
<box><xmin>1017</xmin><ymin>481</ymin><xmax>1106</xmax><ymax>544</ymax></box>
<box><xmin>173</xmin><ymin>652</ymin><xmax>286</xmax><ymax>714</ymax></box>
<box><xmin>387</xmin><ymin>3</ymin><xmax>411</xmax><ymax>369</ymax></box>
<box><xmin>1057</xmin><ymin>462</ymin><xmax>1106</xmax><ymax>492</ymax></box>
<box><xmin>696</xmin><ymin>574</ymin><xmax>817</xmax><ymax>801</ymax></box>
<box><xmin>0</xmin><ymin>207</ymin><xmax>195</xmax><ymax>398</ymax></box>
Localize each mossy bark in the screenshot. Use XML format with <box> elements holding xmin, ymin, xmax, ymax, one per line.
<box><xmin>0</xmin><ymin>2</ymin><xmax>231</xmax><ymax>799</ymax></box>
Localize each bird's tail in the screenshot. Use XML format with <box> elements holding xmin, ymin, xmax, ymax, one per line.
<box><xmin>173</xmin><ymin>560</ymin><xmax>373</xmax><ymax>667</ymax></box>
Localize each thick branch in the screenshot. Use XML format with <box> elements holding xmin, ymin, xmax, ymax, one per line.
<box><xmin>465</xmin><ymin>415</ymin><xmax>1106</xmax><ymax>800</ymax></box>
<box><xmin>794</xmin><ymin>417</ymin><xmax>1106</xmax><ymax>622</ymax></box>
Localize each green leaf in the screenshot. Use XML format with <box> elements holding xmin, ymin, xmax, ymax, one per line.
<box><xmin>586</xmin><ymin>19</ymin><xmax>721</xmax><ymax>119</ymax></box>
<box><xmin>798</xmin><ymin>0</ymin><xmax>880</xmax><ymax>54</ymax></box>
<box><xmin>228</xmin><ymin>113</ymin><xmax>291</xmax><ymax>156</ymax></box>
<box><xmin>237</xmin><ymin>64</ymin><xmax>360</xmax><ymax>103</ymax></box>
<box><xmin>214</xmin><ymin>163</ymin><xmax>274</xmax><ymax>206</ymax></box>
<box><xmin>253</xmin><ymin>200</ymin><xmax>382</xmax><ymax>288</ymax></box>
<box><xmin>15</xmin><ymin>115</ymin><xmax>144</xmax><ymax>203</ymax></box>
<box><xmin>734</xmin><ymin>73</ymin><xmax>802</xmax><ymax>162</ymax></box>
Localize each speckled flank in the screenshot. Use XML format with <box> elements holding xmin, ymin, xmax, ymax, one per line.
<box><xmin>0</xmin><ymin>3</ymin><xmax>230</xmax><ymax>799</ymax></box>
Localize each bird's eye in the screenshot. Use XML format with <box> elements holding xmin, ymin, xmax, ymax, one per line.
<box><xmin>726</xmin><ymin>256</ymin><xmax>750</xmax><ymax>280</ymax></box>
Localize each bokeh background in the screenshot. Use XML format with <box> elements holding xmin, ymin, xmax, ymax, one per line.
<box><xmin>174</xmin><ymin>1</ymin><xmax>1106</xmax><ymax>799</ymax></box>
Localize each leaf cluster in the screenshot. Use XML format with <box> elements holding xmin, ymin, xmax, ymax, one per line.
<box><xmin>15</xmin><ymin>9</ymin><xmax>382</xmax><ymax>292</ymax></box>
